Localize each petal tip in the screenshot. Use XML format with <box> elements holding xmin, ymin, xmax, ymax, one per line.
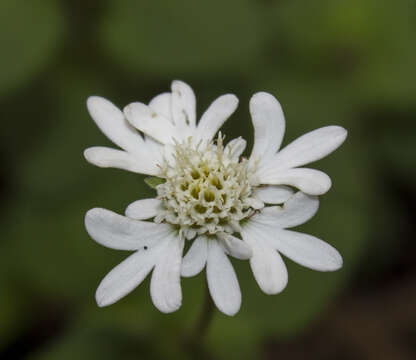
<box><xmin>217</xmin><ymin>300</ymin><xmax>241</xmax><ymax>316</ymax></box>
<box><xmin>96</xmin><ymin>299</ymin><xmax>107</xmax><ymax>308</ymax></box>
<box><xmin>84</xmin><ymin>208</ymin><xmax>107</xmax><ymax>233</ymax></box>
<box><xmin>86</xmin><ymin>96</ymin><xmax>107</xmax><ymax>112</ymax></box>
<box><xmin>83</xmin><ymin>147</ymin><xmax>96</xmax><ymax>164</ymax></box>
<box><xmin>85</xmin><ymin>207</ymin><xmax>102</xmax><ymax>219</ymax></box>
<box><xmin>95</xmin><ymin>290</ymin><xmax>111</xmax><ymax>308</ymax></box>
<box><xmin>84</xmin><ymin>208</ymin><xmax>96</xmax><ymax>223</ymax></box>
<box><xmin>122</xmin><ymin>103</ymin><xmax>134</xmax><ymax>116</ymax></box>
<box><xmin>329</xmin><ymin>252</ymin><xmax>343</xmax><ymax>271</ymax></box>
<box><xmin>180</xmin><ymin>268</ymin><xmax>192</xmax><ymax>278</ymax></box>
<box><xmin>171</xmin><ymin>79</ymin><xmax>189</xmax><ymax>89</ymax></box>
<box><xmin>326</xmin><ymin>125</ymin><xmax>348</xmax><ymax>147</ymax></box>
<box><xmin>124</xmin><ymin>205</ymin><xmax>134</xmax><ymax>219</ymax></box>
<box><xmin>250</xmin><ymin>91</ymin><xmax>279</xmax><ymax>106</ymax></box>
<box><xmin>155</xmin><ymin>298</ymin><xmax>182</xmax><ymax>314</ymax></box>
<box><xmin>222</xmin><ymin>93</ymin><xmax>239</xmax><ymax>108</ymax></box>
<box><xmin>86</xmin><ymin>95</ymin><xmax>100</xmax><ymax>106</ymax></box>
<box><xmin>338</xmin><ymin>127</ymin><xmax>348</xmax><ymax>143</ymax></box>
<box><xmin>307</xmin><ymin>174</ymin><xmax>332</xmax><ymax>196</ymax></box>
<box><xmin>123</xmin><ymin>102</ymin><xmax>151</xmax><ymax>119</ymax></box>
<box><xmin>262</xmin><ymin>283</ymin><xmax>287</xmax><ymax>295</ymax></box>
<box><xmin>259</xmin><ymin>272</ymin><xmax>288</xmax><ymax>295</ymax></box>
<box><xmin>223</xmin><ymin>308</ymin><xmax>240</xmax><ymax>317</ymax></box>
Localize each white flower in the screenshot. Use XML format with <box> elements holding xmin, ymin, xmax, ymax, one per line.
<box><xmin>84</xmin><ymin>81</ymin><xmax>347</xmax><ymax>316</ymax></box>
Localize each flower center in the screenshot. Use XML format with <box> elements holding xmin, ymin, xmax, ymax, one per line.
<box><xmin>155</xmin><ymin>136</ymin><xmax>258</xmax><ymax>239</ymax></box>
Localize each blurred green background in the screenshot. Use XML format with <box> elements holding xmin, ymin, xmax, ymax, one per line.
<box><xmin>1</xmin><ymin>0</ymin><xmax>415</xmax><ymax>359</ymax></box>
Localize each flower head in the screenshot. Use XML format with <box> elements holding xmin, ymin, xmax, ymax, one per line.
<box><xmin>84</xmin><ymin>81</ymin><xmax>347</xmax><ymax>316</ymax></box>
<box><xmin>155</xmin><ymin>135</ymin><xmax>259</xmax><ymax>237</ymax></box>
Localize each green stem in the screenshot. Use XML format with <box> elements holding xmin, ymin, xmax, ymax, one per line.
<box><xmin>186</xmin><ymin>284</ymin><xmax>215</xmax><ymax>358</ymax></box>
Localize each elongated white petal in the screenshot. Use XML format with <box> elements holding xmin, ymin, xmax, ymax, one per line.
<box><xmin>150</xmin><ymin>235</ymin><xmax>184</xmax><ymax>313</ymax></box>
<box><xmin>219</xmin><ymin>234</ymin><xmax>252</xmax><ymax>260</ymax></box>
<box><xmin>249</xmin><ymin>92</ymin><xmax>285</xmax><ymax>167</ymax></box>
<box><xmin>225</xmin><ymin>137</ymin><xmax>247</xmax><ymax>161</ymax></box>
<box><xmin>149</xmin><ymin>92</ymin><xmax>172</xmax><ymax>122</ymax></box>
<box><xmin>124</xmin><ymin>102</ymin><xmax>181</xmax><ymax>144</ymax></box>
<box><xmin>171</xmin><ymin>80</ymin><xmax>196</xmax><ymax>128</ymax></box>
<box><xmin>87</xmin><ymin>96</ymin><xmax>146</xmax><ymax>156</ymax></box>
<box><xmin>181</xmin><ymin>236</ymin><xmax>208</xmax><ymax>277</ymax></box>
<box><xmin>242</xmin><ymin>224</ymin><xmax>288</xmax><ymax>294</ymax></box>
<box><xmin>253</xmin><ymin>185</ymin><xmax>294</xmax><ymax>204</ymax></box>
<box><xmin>271</xmin><ymin>126</ymin><xmax>347</xmax><ymax>170</ymax></box>
<box><xmin>85</xmin><ymin>208</ymin><xmax>173</xmax><ymax>250</ymax></box>
<box><xmin>206</xmin><ymin>239</ymin><xmax>241</xmax><ymax>316</ymax></box>
<box><xmin>95</xmin><ymin>246</ymin><xmax>161</xmax><ymax>307</ymax></box>
<box><xmin>194</xmin><ymin>94</ymin><xmax>238</xmax><ymax>143</ymax></box>
<box><xmin>268</xmin><ymin>230</ymin><xmax>343</xmax><ymax>272</ymax></box>
<box><xmin>125</xmin><ymin>198</ymin><xmax>162</xmax><ymax>220</ymax></box>
<box><xmin>252</xmin><ymin>192</ymin><xmax>319</xmax><ymax>228</ymax></box>
<box><xmin>258</xmin><ymin>168</ymin><xmax>332</xmax><ymax>195</ymax></box>
<box><xmin>143</xmin><ymin>136</ymin><xmax>165</xmax><ymax>163</ymax></box>
<box><xmin>84</xmin><ymin>147</ymin><xmax>161</xmax><ymax>176</ymax></box>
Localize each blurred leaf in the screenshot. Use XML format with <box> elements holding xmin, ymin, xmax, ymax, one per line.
<box><xmin>266</xmin><ymin>0</ymin><xmax>416</xmax><ymax>107</ymax></box>
<box><xmin>99</xmin><ymin>0</ymin><xmax>267</xmax><ymax>77</ymax></box>
<box><xmin>0</xmin><ymin>0</ymin><xmax>63</xmax><ymax>97</ymax></box>
<box><xmin>378</xmin><ymin>124</ymin><xmax>416</xmax><ymax>178</ymax></box>
<box><xmin>27</xmin><ymin>324</ymin><xmax>152</xmax><ymax>360</ymax></box>
<box><xmin>0</xmin><ymin>274</ymin><xmax>25</xmax><ymax>347</ymax></box>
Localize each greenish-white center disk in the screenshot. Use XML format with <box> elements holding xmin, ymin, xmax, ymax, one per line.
<box><xmin>155</xmin><ymin>137</ymin><xmax>260</xmax><ymax>239</ymax></box>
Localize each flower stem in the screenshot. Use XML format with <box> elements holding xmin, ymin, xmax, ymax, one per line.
<box><xmin>186</xmin><ymin>284</ymin><xmax>215</xmax><ymax>358</ymax></box>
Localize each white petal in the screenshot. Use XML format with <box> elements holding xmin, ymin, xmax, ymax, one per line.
<box><xmin>143</xmin><ymin>135</ymin><xmax>165</xmax><ymax>163</ymax></box>
<box><xmin>245</xmin><ymin>197</ymin><xmax>264</xmax><ymax>210</ymax></box>
<box><xmin>124</xmin><ymin>102</ymin><xmax>181</xmax><ymax>144</ymax></box>
<box><xmin>95</xmin><ymin>246</ymin><xmax>161</xmax><ymax>307</ymax></box>
<box><xmin>125</xmin><ymin>198</ymin><xmax>162</xmax><ymax>220</ymax></box>
<box><xmin>225</xmin><ymin>137</ymin><xmax>246</xmax><ymax>161</ymax></box>
<box><xmin>271</xmin><ymin>126</ymin><xmax>348</xmax><ymax>170</ymax></box>
<box><xmin>86</xmin><ymin>96</ymin><xmax>146</xmax><ymax>156</ymax></box>
<box><xmin>242</xmin><ymin>224</ymin><xmax>288</xmax><ymax>294</ymax></box>
<box><xmin>252</xmin><ymin>192</ymin><xmax>319</xmax><ymax>228</ymax></box>
<box><xmin>258</xmin><ymin>168</ymin><xmax>332</xmax><ymax>195</ymax></box>
<box><xmin>85</xmin><ymin>208</ymin><xmax>173</xmax><ymax>250</ymax></box>
<box><xmin>84</xmin><ymin>147</ymin><xmax>161</xmax><ymax>176</ymax></box>
<box><xmin>206</xmin><ymin>239</ymin><xmax>241</xmax><ymax>316</ymax></box>
<box><xmin>219</xmin><ymin>234</ymin><xmax>252</xmax><ymax>260</ymax></box>
<box><xmin>150</xmin><ymin>235</ymin><xmax>184</xmax><ymax>313</ymax></box>
<box><xmin>268</xmin><ymin>230</ymin><xmax>343</xmax><ymax>272</ymax></box>
<box><xmin>149</xmin><ymin>92</ymin><xmax>172</xmax><ymax>122</ymax></box>
<box><xmin>253</xmin><ymin>185</ymin><xmax>294</xmax><ymax>204</ymax></box>
<box><xmin>171</xmin><ymin>80</ymin><xmax>197</xmax><ymax>128</ymax></box>
<box><xmin>181</xmin><ymin>236</ymin><xmax>208</xmax><ymax>277</ymax></box>
<box><xmin>248</xmin><ymin>92</ymin><xmax>285</xmax><ymax>167</ymax></box>
<box><xmin>194</xmin><ymin>94</ymin><xmax>238</xmax><ymax>143</ymax></box>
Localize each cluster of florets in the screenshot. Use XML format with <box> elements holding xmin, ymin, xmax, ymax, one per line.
<box><xmin>155</xmin><ymin>136</ymin><xmax>261</xmax><ymax>239</ymax></box>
